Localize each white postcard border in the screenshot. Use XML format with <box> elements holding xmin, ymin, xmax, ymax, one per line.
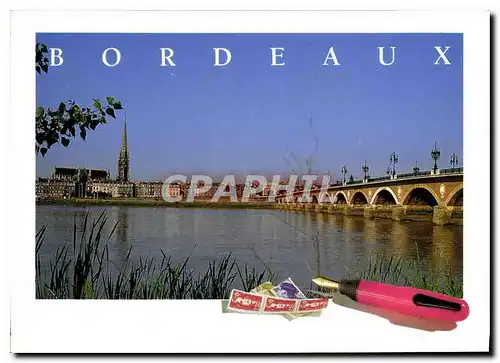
<box><xmin>9</xmin><ymin>10</ymin><xmax>490</xmax><ymax>353</ymax></box>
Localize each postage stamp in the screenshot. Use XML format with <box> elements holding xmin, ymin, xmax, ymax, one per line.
<box><xmin>227</xmin><ymin>289</ymin><xmax>264</xmax><ymax>313</ymax></box>
<box><xmin>250</xmin><ymin>281</ymin><xmax>275</xmax><ymax>296</ymax></box>
<box><xmin>297</xmin><ymin>298</ymin><xmax>329</xmax><ymax>313</ymax></box>
<box><xmin>271</xmin><ymin>278</ymin><xmax>307</xmax><ymax>300</ymax></box>
<box><xmin>262</xmin><ymin>297</ymin><xmax>297</xmax><ymax>313</ymax></box>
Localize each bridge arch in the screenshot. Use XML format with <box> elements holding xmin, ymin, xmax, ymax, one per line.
<box><xmin>320</xmin><ymin>193</ymin><xmax>332</xmax><ymax>204</ymax></box>
<box><xmin>351</xmin><ymin>191</ymin><xmax>369</xmax><ymax>205</ymax></box>
<box><xmin>445</xmin><ymin>185</ymin><xmax>463</xmax><ymax>206</ymax></box>
<box><xmin>402</xmin><ymin>186</ymin><xmax>440</xmax><ymax>207</ymax></box>
<box><xmin>311</xmin><ymin>195</ymin><xmax>319</xmax><ymax>204</ymax></box>
<box><xmin>333</xmin><ymin>191</ymin><xmax>349</xmax><ymax>205</ymax></box>
<box><xmin>370</xmin><ymin>187</ymin><xmax>398</xmax><ymax>205</ymax></box>
<box><xmin>299</xmin><ymin>195</ymin><xmax>310</xmax><ymax>203</ymax></box>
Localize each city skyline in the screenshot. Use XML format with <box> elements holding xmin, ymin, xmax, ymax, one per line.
<box><xmin>36</xmin><ymin>33</ymin><xmax>463</xmax><ymax>181</ymax></box>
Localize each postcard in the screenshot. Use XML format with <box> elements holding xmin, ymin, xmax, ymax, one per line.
<box><xmin>8</xmin><ymin>9</ymin><xmax>490</xmax><ymax>354</ymax></box>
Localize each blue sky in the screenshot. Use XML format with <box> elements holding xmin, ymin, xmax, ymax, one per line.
<box><xmin>36</xmin><ymin>33</ymin><xmax>463</xmax><ymax>182</ymax></box>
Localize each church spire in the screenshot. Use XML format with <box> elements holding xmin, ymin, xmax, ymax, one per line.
<box><xmin>117</xmin><ymin>118</ymin><xmax>130</xmax><ymax>182</ymax></box>
<box><xmin>122</xmin><ymin>118</ymin><xmax>128</xmax><ymax>147</ymax></box>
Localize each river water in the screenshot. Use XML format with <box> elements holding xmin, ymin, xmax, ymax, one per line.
<box><xmin>36</xmin><ymin>205</ymin><xmax>463</xmax><ymax>291</ymax></box>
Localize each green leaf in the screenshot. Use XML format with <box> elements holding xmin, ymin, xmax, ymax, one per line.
<box><xmin>35</xmin><ymin>65</ymin><xmax>41</xmax><ymax>74</ymax></box>
<box><xmin>106</xmin><ymin>96</ymin><xmax>115</xmax><ymax>105</ymax></box>
<box><xmin>58</xmin><ymin>102</ymin><xmax>66</xmax><ymax>113</ymax></box>
<box><xmin>35</xmin><ymin>133</ymin><xmax>44</xmax><ymax>144</ymax></box>
<box><xmin>79</xmin><ymin>114</ymin><xmax>87</xmax><ymax>126</ymax></box>
<box><xmin>41</xmin><ymin>64</ymin><xmax>49</xmax><ymax>73</ymax></box>
<box><xmin>41</xmin><ymin>44</ymin><xmax>48</xmax><ymax>53</ymax></box>
<box><xmin>105</xmin><ymin>107</ymin><xmax>116</xmax><ymax>118</ymax></box>
<box><xmin>61</xmin><ymin>137</ymin><xmax>70</xmax><ymax>147</ymax></box>
<box><xmin>47</xmin><ymin>134</ymin><xmax>58</xmax><ymax>148</ymax></box>
<box><xmin>93</xmin><ymin>99</ymin><xmax>102</xmax><ymax>110</ymax></box>
<box><xmin>80</xmin><ymin>127</ymin><xmax>87</xmax><ymax>140</ymax></box>
<box><xmin>113</xmin><ymin>101</ymin><xmax>123</xmax><ymax>110</ymax></box>
<box><xmin>40</xmin><ymin>147</ymin><xmax>48</xmax><ymax>156</ymax></box>
<box><xmin>36</xmin><ymin>106</ymin><xmax>45</xmax><ymax>118</ymax></box>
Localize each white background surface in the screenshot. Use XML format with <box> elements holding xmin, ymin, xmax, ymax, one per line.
<box><xmin>2</xmin><ymin>0</ymin><xmax>495</xmax><ymax>359</ymax></box>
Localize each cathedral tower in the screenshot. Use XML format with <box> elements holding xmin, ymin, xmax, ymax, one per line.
<box><xmin>117</xmin><ymin>119</ymin><xmax>130</xmax><ymax>182</ymax></box>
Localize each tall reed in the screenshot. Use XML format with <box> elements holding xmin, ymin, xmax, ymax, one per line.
<box><xmin>36</xmin><ymin>211</ymin><xmax>276</xmax><ymax>299</ymax></box>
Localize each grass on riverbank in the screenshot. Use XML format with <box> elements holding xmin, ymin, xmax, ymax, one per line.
<box><xmin>36</xmin><ymin>211</ymin><xmax>462</xmax><ymax>299</ymax></box>
<box><xmin>36</xmin><ymin>211</ymin><xmax>278</xmax><ymax>299</ymax></box>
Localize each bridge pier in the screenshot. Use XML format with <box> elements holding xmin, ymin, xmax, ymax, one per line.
<box><xmin>370</xmin><ymin>205</ymin><xmax>394</xmax><ymax>219</ymax></box>
<box><xmin>275</xmin><ymin>202</ymin><xmax>461</xmax><ymax>225</ymax></box>
<box><xmin>392</xmin><ymin>205</ymin><xmax>408</xmax><ymax>221</ymax></box>
<box><xmin>403</xmin><ymin>205</ymin><xmax>434</xmax><ymax>222</ymax></box>
<box><xmin>433</xmin><ymin>206</ymin><xmax>452</xmax><ymax>225</ymax></box>
<box><xmin>344</xmin><ymin>205</ymin><xmax>365</xmax><ymax>217</ymax></box>
<box><xmin>364</xmin><ymin>206</ymin><xmax>376</xmax><ymax>219</ymax></box>
<box><xmin>315</xmin><ymin>204</ymin><xmax>327</xmax><ymax>213</ymax></box>
<box><xmin>305</xmin><ymin>204</ymin><xmax>315</xmax><ymax>211</ymax></box>
<box><xmin>331</xmin><ymin>205</ymin><xmax>346</xmax><ymax>215</ymax></box>
<box><xmin>449</xmin><ymin>206</ymin><xmax>463</xmax><ymax>225</ymax></box>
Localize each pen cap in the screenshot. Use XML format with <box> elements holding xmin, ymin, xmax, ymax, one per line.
<box><xmin>354</xmin><ymin>280</ymin><xmax>470</xmax><ymax>322</ymax></box>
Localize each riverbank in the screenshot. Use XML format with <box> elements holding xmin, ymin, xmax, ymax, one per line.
<box><xmin>36</xmin><ymin>197</ymin><xmax>275</xmax><ymax>210</ymax></box>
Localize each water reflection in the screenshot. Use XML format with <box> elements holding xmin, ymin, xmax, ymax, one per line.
<box><xmin>36</xmin><ymin>205</ymin><xmax>463</xmax><ymax>289</ymax></box>
<box><xmin>112</xmin><ymin>209</ymin><xmax>130</xmax><ymax>270</ymax></box>
<box><xmin>363</xmin><ymin>219</ymin><xmax>377</xmax><ymax>244</ymax></box>
<box><xmin>389</xmin><ymin>221</ymin><xmax>410</xmax><ymax>262</ymax></box>
<box><xmin>165</xmin><ymin>212</ymin><xmax>180</xmax><ymax>238</ymax></box>
<box><xmin>430</xmin><ymin>225</ymin><xmax>462</xmax><ymax>274</ymax></box>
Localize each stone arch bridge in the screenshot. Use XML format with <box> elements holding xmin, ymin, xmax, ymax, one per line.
<box><xmin>275</xmin><ymin>173</ymin><xmax>463</xmax><ymax>225</ymax></box>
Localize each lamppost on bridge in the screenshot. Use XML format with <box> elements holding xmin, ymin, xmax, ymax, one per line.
<box><xmin>431</xmin><ymin>141</ymin><xmax>441</xmax><ymax>175</ymax></box>
<box><xmin>449</xmin><ymin>153</ymin><xmax>459</xmax><ymax>171</ymax></box>
<box><xmin>341</xmin><ymin>165</ymin><xmax>348</xmax><ymax>185</ymax></box>
<box><xmin>413</xmin><ymin>160</ymin><xmax>420</xmax><ymax>176</ymax></box>
<box><xmin>362</xmin><ymin>160</ymin><xmax>370</xmax><ymax>183</ymax></box>
<box><xmin>389</xmin><ymin>152</ymin><xmax>399</xmax><ymax>179</ymax></box>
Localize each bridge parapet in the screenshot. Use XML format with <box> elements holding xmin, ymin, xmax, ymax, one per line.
<box><xmin>276</xmin><ymin>172</ymin><xmax>463</xmax><ymax>209</ymax></box>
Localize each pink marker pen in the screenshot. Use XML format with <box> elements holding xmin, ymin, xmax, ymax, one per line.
<box><xmin>312</xmin><ymin>276</ymin><xmax>469</xmax><ymax>322</ymax></box>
